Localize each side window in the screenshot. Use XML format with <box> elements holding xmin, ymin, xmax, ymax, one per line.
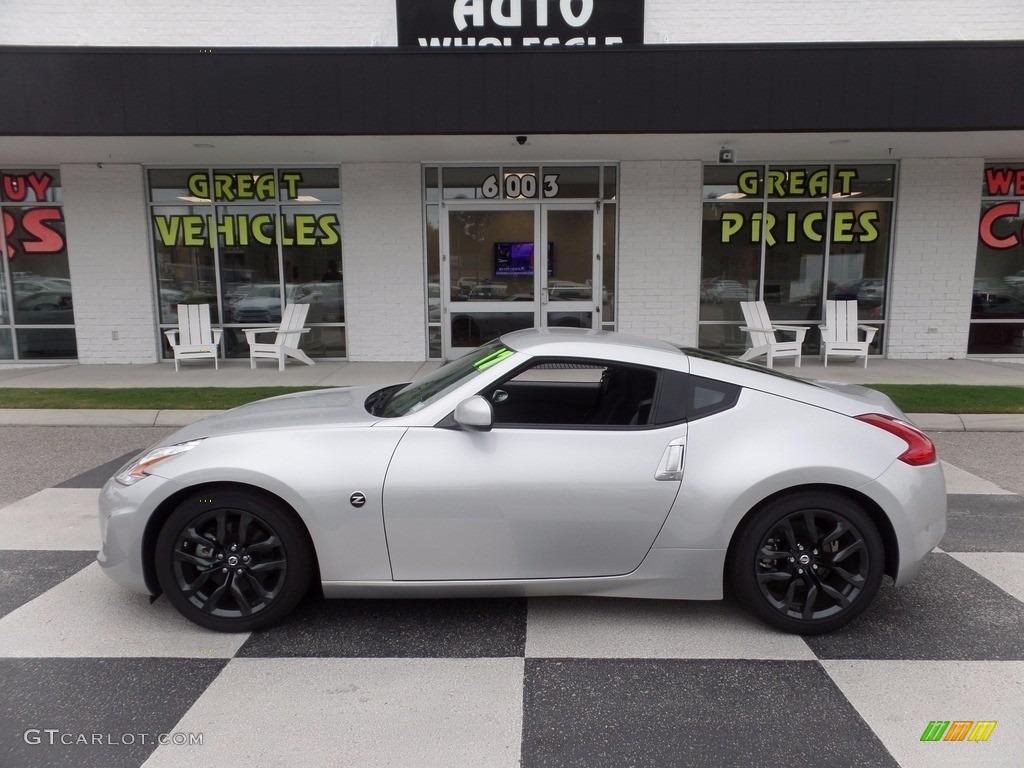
<box><xmin>482</xmin><ymin>359</ymin><xmax>658</xmax><ymax>428</ymax></box>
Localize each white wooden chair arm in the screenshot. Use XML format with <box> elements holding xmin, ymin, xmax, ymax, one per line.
<box><xmin>164</xmin><ymin>329</ymin><xmax>179</xmax><ymax>345</ymax></box>
<box><xmin>858</xmin><ymin>325</ymin><xmax>879</xmax><ymax>343</ymax></box>
<box><xmin>740</xmin><ymin>325</ymin><xmax>774</xmax><ymax>333</ymax></box>
<box><xmin>772</xmin><ymin>324</ymin><xmax>808</xmax><ymax>342</ymax></box>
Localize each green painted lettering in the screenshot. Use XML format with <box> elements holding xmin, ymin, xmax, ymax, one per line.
<box><xmin>720</xmin><ymin>212</ymin><xmax>745</xmax><ymax>242</ymax></box>
<box><xmin>153</xmin><ymin>216</ymin><xmax>180</xmax><ymax>246</ymax></box>
<box><xmin>737</xmin><ymin>171</ymin><xmax>760</xmax><ymax>195</ymax></box>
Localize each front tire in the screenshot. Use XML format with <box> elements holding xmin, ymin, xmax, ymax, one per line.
<box><xmin>155</xmin><ymin>488</ymin><xmax>314</xmax><ymax>632</ymax></box>
<box><xmin>729</xmin><ymin>491</ymin><xmax>884</xmax><ymax>635</ymax></box>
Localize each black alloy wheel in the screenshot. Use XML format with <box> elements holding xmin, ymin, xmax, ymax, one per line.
<box><xmin>729</xmin><ymin>491</ymin><xmax>884</xmax><ymax>635</ymax></box>
<box><xmin>155</xmin><ymin>488</ymin><xmax>314</xmax><ymax>632</ymax></box>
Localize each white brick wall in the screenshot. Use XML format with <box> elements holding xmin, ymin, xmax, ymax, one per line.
<box><xmin>61</xmin><ymin>164</ymin><xmax>159</xmax><ymax>364</ymax></box>
<box><xmin>887</xmin><ymin>158</ymin><xmax>982</xmax><ymax>359</ymax></box>
<box><xmin>341</xmin><ymin>164</ymin><xmax>426</xmax><ymax>361</ymax></box>
<box><xmin>646</xmin><ymin>1</ymin><xmax>1024</xmax><ymax>43</ymax></box>
<box><xmin>0</xmin><ymin>1</ymin><xmax>398</xmax><ymax>46</ymax></box>
<box><xmin>617</xmin><ymin>161</ymin><xmax>702</xmax><ymax>346</ymax></box>
<box><xmin>2</xmin><ymin>1</ymin><xmax>1020</xmax><ymax>46</ymax></box>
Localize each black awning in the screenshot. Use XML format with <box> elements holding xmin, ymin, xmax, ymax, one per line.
<box><xmin>2</xmin><ymin>42</ymin><xmax>1022</xmax><ymax>137</ymax></box>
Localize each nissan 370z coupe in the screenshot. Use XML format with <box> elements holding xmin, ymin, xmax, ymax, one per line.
<box><xmin>98</xmin><ymin>328</ymin><xmax>946</xmax><ymax>635</ymax></box>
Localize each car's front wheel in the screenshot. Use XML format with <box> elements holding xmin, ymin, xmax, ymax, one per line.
<box><xmin>155</xmin><ymin>488</ymin><xmax>314</xmax><ymax>632</ymax></box>
<box><xmin>729</xmin><ymin>491</ymin><xmax>884</xmax><ymax>634</ymax></box>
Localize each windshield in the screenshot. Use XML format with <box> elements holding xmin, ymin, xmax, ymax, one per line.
<box><xmin>380</xmin><ymin>341</ymin><xmax>515</xmax><ymax>417</ymax></box>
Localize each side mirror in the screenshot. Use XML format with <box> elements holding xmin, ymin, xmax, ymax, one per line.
<box><xmin>454</xmin><ymin>396</ymin><xmax>493</xmax><ymax>432</ymax></box>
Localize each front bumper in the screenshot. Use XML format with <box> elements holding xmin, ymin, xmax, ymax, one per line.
<box><xmin>97</xmin><ymin>474</ymin><xmax>183</xmax><ymax>595</ymax></box>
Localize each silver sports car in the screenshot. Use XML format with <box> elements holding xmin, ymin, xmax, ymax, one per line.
<box><xmin>98</xmin><ymin>328</ymin><xmax>946</xmax><ymax>635</ymax></box>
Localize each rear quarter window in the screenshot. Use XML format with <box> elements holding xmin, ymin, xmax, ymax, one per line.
<box><xmin>652</xmin><ymin>371</ymin><xmax>741</xmax><ymax>424</ymax></box>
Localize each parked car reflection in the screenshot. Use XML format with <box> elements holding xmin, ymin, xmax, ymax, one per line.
<box><xmin>297</xmin><ymin>282</ymin><xmax>345</xmax><ymax>323</ymax></box>
<box><xmin>972</xmin><ymin>289</ymin><xmax>1024</xmax><ymax>319</ymax></box>
<box><xmin>12</xmin><ymin>291</ymin><xmax>76</xmax><ymax>357</ymax></box>
<box><xmin>834</xmin><ymin>278</ymin><xmax>884</xmax><ymax>303</ymax></box>
<box><xmin>700</xmin><ymin>278</ymin><xmax>748</xmax><ymax>303</ymax></box>
<box><xmin>231</xmin><ymin>284</ymin><xmax>313</xmax><ymax>324</ymax></box>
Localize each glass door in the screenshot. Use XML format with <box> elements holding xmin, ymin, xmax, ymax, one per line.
<box><xmin>444</xmin><ymin>206</ymin><xmax>538</xmax><ymax>356</ymax></box>
<box><xmin>542</xmin><ymin>205</ymin><xmax>599</xmax><ymax>331</ymax></box>
<box><xmin>442</xmin><ymin>204</ymin><xmax>599</xmax><ymax>357</ymax></box>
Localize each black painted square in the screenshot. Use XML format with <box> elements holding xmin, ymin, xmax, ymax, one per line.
<box><xmin>806</xmin><ymin>553</ymin><xmax>1024</xmax><ymax>660</ymax></box>
<box><xmin>942</xmin><ymin>494</ymin><xmax>1024</xmax><ymax>552</ymax></box>
<box><xmin>55</xmin><ymin>451</ymin><xmax>141</xmax><ymax>489</ymax></box>
<box><xmin>0</xmin><ymin>550</ymin><xmax>96</xmax><ymax>620</ymax></box>
<box><xmin>0</xmin><ymin>658</ymin><xmax>226</xmax><ymax>768</ymax></box>
<box><xmin>521</xmin><ymin>658</ymin><xmax>896</xmax><ymax>767</ymax></box>
<box><xmin>236</xmin><ymin>595</ymin><xmax>527</xmax><ymax>658</ymax></box>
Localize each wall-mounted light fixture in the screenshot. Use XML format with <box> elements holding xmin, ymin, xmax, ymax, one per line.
<box><xmin>718</xmin><ymin>147</ymin><xmax>736</xmax><ymax>163</ymax></box>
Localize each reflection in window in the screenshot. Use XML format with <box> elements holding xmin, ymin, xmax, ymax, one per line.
<box><xmin>699</xmin><ymin>164</ymin><xmax>894</xmax><ymax>358</ymax></box>
<box><xmin>0</xmin><ymin>168</ymin><xmax>76</xmax><ymax>360</ymax></box>
<box><xmin>151</xmin><ymin>168</ymin><xmax>345</xmax><ymax>361</ymax></box>
<box><xmin>972</xmin><ymin>164</ymin><xmax>1024</xmax><ymax>354</ymax></box>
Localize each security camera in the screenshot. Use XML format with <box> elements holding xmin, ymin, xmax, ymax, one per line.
<box><xmin>516</xmin><ymin>135</ymin><xmax>528</xmax><ymax>146</ymax></box>
<box><xmin>718</xmin><ymin>147</ymin><xmax>736</xmax><ymax>163</ymax></box>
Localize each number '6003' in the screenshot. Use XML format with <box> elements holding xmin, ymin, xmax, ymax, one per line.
<box><xmin>481</xmin><ymin>173</ymin><xmax>560</xmax><ymax>199</ymax></box>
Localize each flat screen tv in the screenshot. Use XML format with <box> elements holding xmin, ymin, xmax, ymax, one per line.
<box><xmin>494</xmin><ymin>242</ymin><xmax>554</xmax><ymax>277</ymax></box>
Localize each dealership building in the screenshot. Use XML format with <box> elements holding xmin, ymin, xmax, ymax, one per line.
<box><xmin>2</xmin><ymin>1</ymin><xmax>1024</xmax><ymax>365</ymax></box>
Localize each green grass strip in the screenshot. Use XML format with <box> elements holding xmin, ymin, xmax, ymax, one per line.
<box><xmin>867</xmin><ymin>384</ymin><xmax>1024</xmax><ymax>414</ymax></box>
<box><xmin>0</xmin><ymin>387</ymin><xmax>324</xmax><ymax>410</ymax></box>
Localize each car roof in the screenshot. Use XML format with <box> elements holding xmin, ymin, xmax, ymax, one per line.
<box><xmin>500</xmin><ymin>327</ymin><xmax>684</xmax><ymax>358</ymax></box>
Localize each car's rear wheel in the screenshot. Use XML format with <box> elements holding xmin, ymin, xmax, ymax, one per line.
<box><xmin>155</xmin><ymin>488</ymin><xmax>314</xmax><ymax>632</ymax></box>
<box><xmin>729</xmin><ymin>491</ymin><xmax>884</xmax><ymax>634</ymax></box>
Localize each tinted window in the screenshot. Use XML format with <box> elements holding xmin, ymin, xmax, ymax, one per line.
<box><xmin>651</xmin><ymin>371</ymin><xmax>740</xmax><ymax>424</ymax></box>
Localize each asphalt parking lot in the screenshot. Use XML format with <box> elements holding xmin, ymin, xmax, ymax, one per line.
<box><xmin>0</xmin><ymin>424</ymin><xmax>1022</xmax><ymax>768</ymax></box>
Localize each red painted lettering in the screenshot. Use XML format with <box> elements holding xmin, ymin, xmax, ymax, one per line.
<box><xmin>979</xmin><ymin>201</ymin><xmax>1021</xmax><ymax>249</ymax></box>
<box><xmin>21</xmin><ymin>208</ymin><xmax>66</xmax><ymax>253</ymax></box>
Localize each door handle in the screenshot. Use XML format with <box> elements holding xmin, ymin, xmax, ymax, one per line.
<box><xmin>655</xmin><ymin>439</ymin><xmax>686</xmax><ymax>481</ymax></box>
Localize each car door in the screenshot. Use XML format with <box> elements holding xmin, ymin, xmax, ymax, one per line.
<box><xmin>381</xmin><ymin>362</ymin><xmax>687</xmax><ymax>582</ymax></box>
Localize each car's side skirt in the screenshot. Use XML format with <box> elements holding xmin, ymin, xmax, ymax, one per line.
<box><xmin>321</xmin><ymin>548</ymin><xmax>725</xmax><ymax>601</ymax></box>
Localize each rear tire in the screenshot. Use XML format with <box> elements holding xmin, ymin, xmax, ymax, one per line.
<box><xmin>155</xmin><ymin>488</ymin><xmax>314</xmax><ymax>632</ymax></box>
<box><xmin>728</xmin><ymin>491</ymin><xmax>884</xmax><ymax>635</ymax></box>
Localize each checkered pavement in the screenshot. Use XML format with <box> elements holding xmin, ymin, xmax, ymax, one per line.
<box><xmin>1</xmin><ymin>449</ymin><xmax>1022</xmax><ymax>768</ymax></box>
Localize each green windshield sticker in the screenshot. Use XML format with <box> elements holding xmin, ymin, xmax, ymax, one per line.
<box><xmin>473</xmin><ymin>347</ymin><xmax>514</xmax><ymax>371</ymax></box>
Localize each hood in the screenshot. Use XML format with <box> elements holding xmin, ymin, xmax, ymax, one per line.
<box><xmin>163</xmin><ymin>385</ymin><xmax>387</xmax><ymax>444</ymax></box>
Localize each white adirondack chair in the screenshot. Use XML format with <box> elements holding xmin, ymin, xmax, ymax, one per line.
<box><xmin>243</xmin><ymin>302</ymin><xmax>315</xmax><ymax>371</ymax></box>
<box><xmin>164</xmin><ymin>303</ymin><xmax>222</xmax><ymax>372</ymax></box>
<box><xmin>819</xmin><ymin>300</ymin><xmax>878</xmax><ymax>367</ymax></box>
<box><xmin>738</xmin><ymin>300</ymin><xmax>807</xmax><ymax>368</ymax></box>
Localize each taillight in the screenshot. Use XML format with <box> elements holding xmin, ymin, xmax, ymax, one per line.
<box><xmin>855</xmin><ymin>414</ymin><xmax>937</xmax><ymax>466</ymax></box>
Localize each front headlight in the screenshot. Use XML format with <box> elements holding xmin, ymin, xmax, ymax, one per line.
<box><xmin>114</xmin><ymin>440</ymin><xmax>203</xmax><ymax>486</ymax></box>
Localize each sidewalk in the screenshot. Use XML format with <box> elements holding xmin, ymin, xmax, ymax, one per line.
<box><xmin>0</xmin><ymin>356</ymin><xmax>1022</xmax><ymax>430</ymax></box>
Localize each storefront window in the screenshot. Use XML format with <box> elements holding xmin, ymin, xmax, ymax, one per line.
<box><xmin>0</xmin><ymin>169</ymin><xmax>76</xmax><ymax>360</ymax></box>
<box><xmin>150</xmin><ymin>168</ymin><xmax>344</xmax><ymax>360</ymax></box>
<box><xmin>699</xmin><ymin>163</ymin><xmax>894</xmax><ymax>357</ymax></box>
<box><xmin>970</xmin><ymin>163</ymin><xmax>1024</xmax><ymax>355</ymax></box>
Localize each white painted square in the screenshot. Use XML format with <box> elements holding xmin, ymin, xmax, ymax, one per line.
<box><xmin>143</xmin><ymin>657</ymin><xmax>524</xmax><ymax>768</ymax></box>
<box><xmin>0</xmin><ymin>563</ymin><xmax>247</xmax><ymax>658</ymax></box>
<box><xmin>942</xmin><ymin>462</ymin><xmax>1014</xmax><ymax>495</ymax></box>
<box><xmin>823</xmin><ymin>660</ymin><xmax>1024</xmax><ymax>768</ymax></box>
<box><xmin>949</xmin><ymin>553</ymin><xmax>1024</xmax><ymax>603</ymax></box>
<box><xmin>0</xmin><ymin>488</ymin><xmax>102</xmax><ymax>550</ymax></box>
